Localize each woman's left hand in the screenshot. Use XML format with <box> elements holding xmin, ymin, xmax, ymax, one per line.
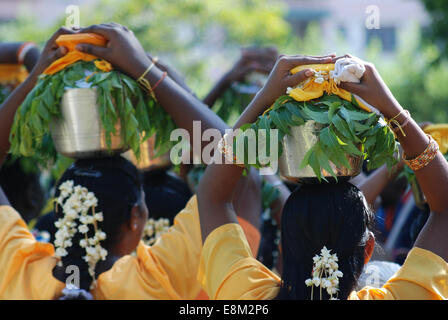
<box><xmin>257</xmin><ymin>54</ymin><xmax>335</xmax><ymax>107</ymax></box>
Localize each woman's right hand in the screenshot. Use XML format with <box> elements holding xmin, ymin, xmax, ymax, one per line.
<box><xmin>337</xmin><ymin>56</ymin><xmax>402</xmax><ymax>119</ymax></box>
<box><xmin>76</xmin><ymin>23</ymin><xmax>152</xmax><ymax>79</ymax></box>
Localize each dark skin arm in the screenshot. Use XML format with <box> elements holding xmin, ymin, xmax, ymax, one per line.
<box><xmin>0</xmin><ymin>28</ymin><xmax>73</xmax><ymax>167</ymax></box>
<box><xmin>356</xmin><ymin>160</ymin><xmax>404</xmax><ymax>209</ymax></box>
<box><xmin>340</xmin><ymin>57</ymin><xmax>448</xmax><ymax>262</ymax></box>
<box><xmin>203</xmin><ymin>47</ymin><xmax>277</xmax><ymax>108</ymax></box>
<box><xmin>76</xmin><ymin>23</ymin><xmax>228</xmax><ymax>152</ymax></box>
<box><xmin>262</xmin><ymin>174</ymin><xmax>291</xmax><ymax>227</ymax></box>
<box><xmin>0</xmin><ymin>42</ymin><xmax>40</xmax><ymax>72</ymax></box>
<box><xmin>197</xmin><ymin>54</ymin><xmax>335</xmax><ymax>242</ymax></box>
<box><xmin>76</xmin><ymin>23</ymin><xmax>262</xmax><ymax>227</ymax></box>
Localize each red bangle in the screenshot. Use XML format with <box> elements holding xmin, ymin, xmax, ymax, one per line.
<box><xmin>152</xmin><ymin>71</ymin><xmax>167</xmax><ymax>91</ymax></box>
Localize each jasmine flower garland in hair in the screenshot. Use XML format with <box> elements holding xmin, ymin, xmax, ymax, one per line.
<box><xmin>142</xmin><ymin>218</ymin><xmax>170</xmax><ymax>246</ymax></box>
<box><xmin>305</xmin><ymin>246</ymin><xmax>343</xmax><ymax>300</ymax></box>
<box><xmin>53</xmin><ymin>180</ymin><xmax>108</xmax><ymax>289</ymax></box>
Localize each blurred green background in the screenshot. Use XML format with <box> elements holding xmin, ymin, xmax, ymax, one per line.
<box><xmin>0</xmin><ymin>0</ymin><xmax>447</xmax><ymax>123</ymax></box>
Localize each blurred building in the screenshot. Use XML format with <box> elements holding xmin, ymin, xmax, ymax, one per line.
<box><xmin>0</xmin><ymin>0</ymin><xmax>88</xmax><ymax>25</ymax></box>
<box><xmin>285</xmin><ymin>0</ymin><xmax>430</xmax><ymax>57</ymax></box>
<box><xmin>0</xmin><ymin>0</ymin><xmax>430</xmax><ymax>57</ymax></box>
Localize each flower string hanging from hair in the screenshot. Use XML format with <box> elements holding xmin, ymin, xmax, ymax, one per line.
<box><xmin>53</xmin><ymin>180</ymin><xmax>108</xmax><ymax>289</ymax></box>
<box><xmin>305</xmin><ymin>246</ymin><xmax>343</xmax><ymax>300</ymax></box>
<box><xmin>142</xmin><ymin>218</ymin><xmax>170</xmax><ymax>246</ymax></box>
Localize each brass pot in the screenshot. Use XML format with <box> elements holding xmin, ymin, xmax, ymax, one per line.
<box><xmin>122</xmin><ymin>135</ymin><xmax>171</xmax><ymax>171</ymax></box>
<box><xmin>409</xmin><ymin>178</ymin><xmax>427</xmax><ymax>210</ymax></box>
<box><xmin>50</xmin><ymin>88</ymin><xmax>128</xmax><ymax>158</ymax></box>
<box><xmin>278</xmin><ymin>122</ymin><xmax>363</xmax><ymax>182</ymax></box>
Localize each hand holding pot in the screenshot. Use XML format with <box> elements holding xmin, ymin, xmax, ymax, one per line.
<box><xmin>76</xmin><ymin>23</ymin><xmax>151</xmax><ymax>79</ymax></box>
<box><xmin>29</xmin><ymin>27</ymin><xmax>75</xmax><ymax>78</ymax></box>
<box><xmin>257</xmin><ymin>54</ymin><xmax>335</xmax><ymax>107</ymax></box>
<box><xmin>337</xmin><ymin>55</ymin><xmax>402</xmax><ymax>119</ymax></box>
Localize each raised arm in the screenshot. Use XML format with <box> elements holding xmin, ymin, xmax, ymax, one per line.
<box><xmin>0</xmin><ymin>28</ymin><xmax>73</xmax><ymax>166</ymax></box>
<box><xmin>340</xmin><ymin>58</ymin><xmax>448</xmax><ymax>261</ymax></box>
<box><xmin>203</xmin><ymin>47</ymin><xmax>277</xmax><ymax>108</ymax></box>
<box><xmin>197</xmin><ymin>54</ymin><xmax>335</xmax><ymax>242</ymax></box>
<box><xmin>76</xmin><ymin>23</ymin><xmax>228</xmax><ymax>150</ymax></box>
<box><xmin>356</xmin><ymin>160</ymin><xmax>404</xmax><ymax>209</ymax></box>
<box><xmin>0</xmin><ymin>42</ymin><xmax>40</xmax><ymax>72</ymax></box>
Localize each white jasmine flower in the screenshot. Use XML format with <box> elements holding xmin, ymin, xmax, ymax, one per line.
<box><xmin>55</xmin><ymin>247</ymin><xmax>68</xmax><ymax>257</ymax></box>
<box><xmin>78</xmin><ymin>225</ymin><xmax>89</xmax><ymax>234</ymax></box>
<box><xmin>96</xmin><ymin>231</ymin><xmax>106</xmax><ymax>241</ymax></box>
<box><xmin>312</xmin><ymin>277</ymin><xmax>321</xmax><ymax>287</ymax></box>
<box><xmin>314</xmin><ymin>77</ymin><xmax>324</xmax><ymax>84</ymax></box>
<box><xmin>333</xmin><ymin>270</ymin><xmax>343</xmax><ymax>278</ymax></box>
<box><xmin>94</xmin><ymin>212</ymin><xmax>103</xmax><ymax>222</ymax></box>
<box><xmin>305</xmin><ymin>279</ymin><xmax>313</xmax><ymax>287</ymax></box>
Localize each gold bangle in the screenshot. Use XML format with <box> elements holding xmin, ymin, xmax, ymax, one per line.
<box><xmin>386</xmin><ymin>109</ymin><xmax>411</xmax><ymax>137</ymax></box>
<box><xmin>137</xmin><ymin>62</ymin><xmax>157</xmax><ymax>100</ymax></box>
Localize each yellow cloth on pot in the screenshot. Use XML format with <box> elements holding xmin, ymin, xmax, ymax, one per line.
<box><xmin>424</xmin><ymin>124</ymin><xmax>448</xmax><ymax>154</ymax></box>
<box><xmin>43</xmin><ymin>33</ymin><xmax>112</xmax><ymax>75</ymax></box>
<box><xmin>288</xmin><ymin>64</ymin><xmax>371</xmax><ymax>113</ymax></box>
<box><xmin>0</xmin><ymin>64</ymin><xmax>28</xmax><ymax>86</ymax></box>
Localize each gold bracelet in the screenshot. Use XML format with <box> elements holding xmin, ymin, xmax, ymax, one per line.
<box><xmin>137</xmin><ymin>62</ymin><xmax>157</xmax><ymax>100</ymax></box>
<box><xmin>386</xmin><ymin>109</ymin><xmax>411</xmax><ymax>137</ymax></box>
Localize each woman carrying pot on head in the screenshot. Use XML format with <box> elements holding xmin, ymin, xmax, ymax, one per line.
<box><xmin>0</xmin><ymin>24</ymin><xmax>260</xmax><ymax>299</ymax></box>
<box><xmin>196</xmin><ymin>54</ymin><xmax>448</xmax><ymax>300</ymax></box>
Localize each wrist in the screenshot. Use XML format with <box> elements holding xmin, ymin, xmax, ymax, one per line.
<box><xmin>130</xmin><ymin>57</ymin><xmax>153</xmax><ymax>80</ymax></box>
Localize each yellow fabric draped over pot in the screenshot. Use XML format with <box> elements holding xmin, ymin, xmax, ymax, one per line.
<box><xmin>0</xmin><ymin>64</ymin><xmax>28</xmax><ymax>87</ymax></box>
<box><xmin>43</xmin><ymin>33</ymin><xmax>112</xmax><ymax>75</ymax></box>
<box><xmin>288</xmin><ymin>63</ymin><xmax>371</xmax><ymax>113</ymax></box>
<box><xmin>424</xmin><ymin>124</ymin><xmax>448</xmax><ymax>154</ymax></box>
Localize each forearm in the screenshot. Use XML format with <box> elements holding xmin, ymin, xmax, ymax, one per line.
<box><xmin>202</xmin><ymin>75</ymin><xmax>231</xmax><ymax>108</ymax></box>
<box><xmin>379</xmin><ymin>100</ymin><xmax>448</xmax><ymax>214</ymax></box>
<box><xmin>198</xmin><ymin>90</ymin><xmax>270</xmax><ymax>205</ymax></box>
<box><xmin>0</xmin><ymin>43</ymin><xmax>21</xmax><ymax>64</ymax></box>
<box><xmin>0</xmin><ymin>73</ymin><xmax>38</xmax><ymax>166</ymax></box>
<box><xmin>0</xmin><ymin>43</ymin><xmax>40</xmax><ymax>72</ymax></box>
<box><xmin>263</xmin><ymin>174</ymin><xmax>291</xmax><ymax>226</ymax></box>
<box><xmin>357</xmin><ymin>162</ymin><xmax>403</xmax><ymax>209</ymax></box>
<box><xmin>144</xmin><ymin>67</ymin><xmax>228</xmax><ymax>150</ymax></box>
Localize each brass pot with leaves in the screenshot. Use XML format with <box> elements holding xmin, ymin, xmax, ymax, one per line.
<box><xmin>50</xmin><ymin>88</ymin><xmax>128</xmax><ymax>158</ymax></box>
<box><xmin>122</xmin><ymin>135</ymin><xmax>171</xmax><ymax>171</ymax></box>
<box><xmin>279</xmin><ymin>121</ymin><xmax>363</xmax><ymax>181</ymax></box>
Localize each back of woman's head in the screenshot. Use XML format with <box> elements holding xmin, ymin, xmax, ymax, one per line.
<box><xmin>53</xmin><ymin>156</ymin><xmax>143</xmax><ymax>290</ymax></box>
<box><xmin>277</xmin><ymin>181</ymin><xmax>374</xmax><ymax>300</ymax></box>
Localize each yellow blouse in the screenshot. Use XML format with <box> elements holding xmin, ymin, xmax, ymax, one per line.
<box><xmin>198</xmin><ymin>223</ymin><xmax>448</xmax><ymax>300</ymax></box>
<box><xmin>0</xmin><ymin>195</ymin><xmax>202</xmax><ymax>300</ymax></box>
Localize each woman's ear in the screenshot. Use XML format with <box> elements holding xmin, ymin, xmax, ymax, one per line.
<box><xmin>129</xmin><ymin>204</ymin><xmax>141</xmax><ymax>232</ymax></box>
<box><xmin>364</xmin><ymin>231</ymin><xmax>375</xmax><ymax>265</ymax></box>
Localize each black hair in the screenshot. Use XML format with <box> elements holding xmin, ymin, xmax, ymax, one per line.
<box><xmin>0</xmin><ymin>157</ymin><xmax>45</xmax><ymax>223</ymax></box>
<box><xmin>142</xmin><ymin>168</ymin><xmax>192</xmax><ymax>224</ymax></box>
<box><xmin>276</xmin><ymin>182</ymin><xmax>374</xmax><ymax>300</ymax></box>
<box><xmin>52</xmin><ymin>156</ymin><xmax>143</xmax><ymax>291</ymax></box>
